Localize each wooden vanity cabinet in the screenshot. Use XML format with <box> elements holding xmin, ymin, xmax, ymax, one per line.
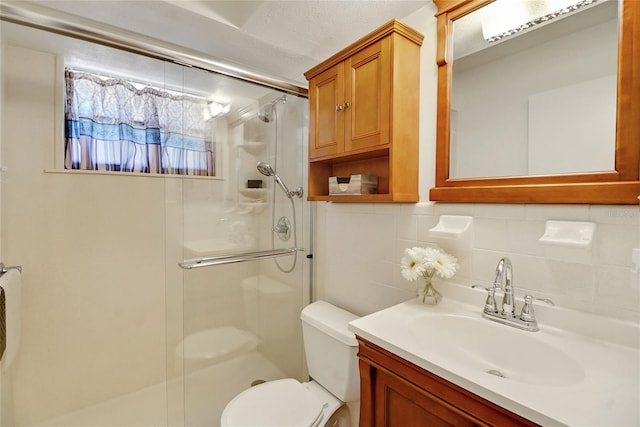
<box><xmin>356</xmin><ymin>337</ymin><xmax>539</xmax><ymax>427</ymax></box>
<box><xmin>304</xmin><ymin>19</ymin><xmax>423</xmax><ymax>202</ymax></box>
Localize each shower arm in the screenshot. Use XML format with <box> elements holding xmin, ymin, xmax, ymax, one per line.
<box><xmin>274</xmin><ymin>177</ymin><xmax>303</xmax><ymax>199</ymax></box>
<box><xmin>279</xmin><ymin>180</ymin><xmax>304</xmax><ymax>199</ymax></box>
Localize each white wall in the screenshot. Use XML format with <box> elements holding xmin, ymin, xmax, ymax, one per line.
<box><xmin>315</xmin><ymin>5</ymin><xmax>640</xmax><ymax>323</ymax></box>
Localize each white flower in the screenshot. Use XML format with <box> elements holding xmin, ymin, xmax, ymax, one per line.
<box><xmin>400</xmin><ymin>247</ymin><xmax>427</xmax><ymax>281</ymax></box>
<box><xmin>421</xmin><ymin>247</ymin><xmax>441</xmax><ymax>271</ymax></box>
<box><xmin>400</xmin><ymin>246</ymin><xmax>458</xmax><ymax>281</ymax></box>
<box><xmin>431</xmin><ymin>249</ymin><xmax>459</xmax><ymax>279</ymax></box>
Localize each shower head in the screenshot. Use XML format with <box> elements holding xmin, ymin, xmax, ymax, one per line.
<box><xmin>257</xmin><ymin>105</ymin><xmax>274</xmax><ymax>123</ymax></box>
<box><xmin>256</xmin><ymin>161</ymin><xmax>303</xmax><ymax>199</ymax></box>
<box><xmin>257</xmin><ymin>161</ymin><xmax>289</xmax><ymax>196</ymax></box>
<box><xmin>257</xmin><ymin>161</ymin><xmax>275</xmax><ymax>177</ymax></box>
<box><xmin>257</xmin><ymin>94</ymin><xmax>287</xmax><ymax>123</ymax></box>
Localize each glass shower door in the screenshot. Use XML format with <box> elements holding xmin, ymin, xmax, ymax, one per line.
<box><xmin>164</xmin><ymin>65</ymin><xmax>310</xmax><ymax>427</ymax></box>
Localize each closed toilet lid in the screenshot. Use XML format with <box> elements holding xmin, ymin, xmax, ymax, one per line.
<box><xmin>221</xmin><ymin>379</ymin><xmax>325</xmax><ymax>427</ymax></box>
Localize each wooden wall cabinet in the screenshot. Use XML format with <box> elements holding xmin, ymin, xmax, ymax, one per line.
<box><xmin>304</xmin><ymin>20</ymin><xmax>423</xmax><ymax>202</ymax></box>
<box><xmin>357</xmin><ymin>337</ymin><xmax>539</xmax><ymax>427</ymax></box>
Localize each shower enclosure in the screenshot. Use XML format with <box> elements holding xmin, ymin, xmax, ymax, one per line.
<box><xmin>0</xmin><ymin>6</ymin><xmax>310</xmax><ymax>426</ymax></box>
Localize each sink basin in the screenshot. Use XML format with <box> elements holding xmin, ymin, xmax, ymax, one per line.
<box><xmin>410</xmin><ymin>314</ymin><xmax>584</xmax><ymax>386</ymax></box>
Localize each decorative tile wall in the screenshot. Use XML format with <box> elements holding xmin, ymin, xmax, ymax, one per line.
<box><xmin>316</xmin><ymin>202</ymin><xmax>640</xmax><ymax>323</ymax></box>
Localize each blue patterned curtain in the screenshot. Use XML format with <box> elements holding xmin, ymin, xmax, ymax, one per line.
<box><xmin>64</xmin><ymin>69</ymin><xmax>215</xmax><ymax>176</ymax></box>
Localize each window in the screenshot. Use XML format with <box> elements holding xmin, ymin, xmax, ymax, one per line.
<box><xmin>64</xmin><ymin>69</ymin><xmax>215</xmax><ymax>176</ymax></box>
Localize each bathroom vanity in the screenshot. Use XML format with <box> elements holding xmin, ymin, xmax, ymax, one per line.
<box><xmin>349</xmin><ymin>290</ymin><xmax>640</xmax><ymax>427</ymax></box>
<box><xmin>356</xmin><ymin>337</ymin><xmax>536</xmax><ymax>426</ymax></box>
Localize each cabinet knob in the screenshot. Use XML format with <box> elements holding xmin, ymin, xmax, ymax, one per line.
<box><xmin>343</xmin><ymin>101</ymin><xmax>350</xmax><ymax>109</ymax></box>
<box><xmin>336</xmin><ymin>104</ymin><xmax>343</xmax><ymax>111</ymax></box>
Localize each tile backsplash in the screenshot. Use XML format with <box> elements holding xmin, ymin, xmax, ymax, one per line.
<box><xmin>315</xmin><ymin>202</ymin><xmax>640</xmax><ymax>322</ymax></box>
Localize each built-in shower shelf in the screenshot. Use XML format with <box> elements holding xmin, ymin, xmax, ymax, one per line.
<box><xmin>236</xmin><ymin>141</ymin><xmax>266</xmax><ymax>155</ymax></box>
<box><xmin>176</xmin><ymin>327</ymin><xmax>259</xmax><ymax>365</ymax></box>
<box><xmin>239</xmin><ymin>188</ymin><xmax>268</xmax><ymax>200</ymax></box>
<box><xmin>238</xmin><ymin>201</ymin><xmax>267</xmax><ymax>214</ymax></box>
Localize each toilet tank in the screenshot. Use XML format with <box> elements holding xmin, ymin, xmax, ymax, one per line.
<box><xmin>300</xmin><ymin>301</ymin><xmax>360</xmax><ymax>402</ymax></box>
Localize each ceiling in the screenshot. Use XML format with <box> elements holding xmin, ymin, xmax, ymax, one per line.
<box><xmin>17</xmin><ymin>0</ymin><xmax>429</xmax><ymax>86</ymax></box>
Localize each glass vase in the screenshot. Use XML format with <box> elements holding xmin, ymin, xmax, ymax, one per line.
<box><xmin>417</xmin><ymin>278</ymin><xmax>442</xmax><ymax>305</ymax></box>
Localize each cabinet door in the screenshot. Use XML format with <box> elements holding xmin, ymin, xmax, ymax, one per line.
<box><xmin>374</xmin><ymin>368</ymin><xmax>479</xmax><ymax>427</ymax></box>
<box><xmin>358</xmin><ymin>338</ymin><xmax>539</xmax><ymax>427</ymax></box>
<box><xmin>344</xmin><ymin>37</ymin><xmax>391</xmax><ymax>153</ymax></box>
<box><xmin>308</xmin><ymin>62</ymin><xmax>345</xmax><ymax>159</ymax></box>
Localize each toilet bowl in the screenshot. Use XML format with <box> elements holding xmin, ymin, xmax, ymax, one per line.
<box><xmin>220</xmin><ymin>300</ymin><xmax>360</xmax><ymax>427</ymax></box>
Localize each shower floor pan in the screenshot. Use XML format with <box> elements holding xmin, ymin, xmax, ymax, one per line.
<box><xmin>34</xmin><ymin>351</ymin><xmax>285</xmax><ymax>427</ymax></box>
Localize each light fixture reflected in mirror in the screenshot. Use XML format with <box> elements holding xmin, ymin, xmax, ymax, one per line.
<box><xmin>483</xmin><ymin>0</ymin><xmax>599</xmax><ymax>42</ymax></box>
<box><xmin>204</xmin><ymin>101</ymin><xmax>231</xmax><ymax>120</ymax></box>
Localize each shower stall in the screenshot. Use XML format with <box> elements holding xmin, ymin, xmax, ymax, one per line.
<box><xmin>0</xmin><ymin>5</ymin><xmax>310</xmax><ymax>426</ymax></box>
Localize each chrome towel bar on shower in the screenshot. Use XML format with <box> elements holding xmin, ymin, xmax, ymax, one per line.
<box><xmin>179</xmin><ymin>247</ymin><xmax>304</xmax><ymax>269</ymax></box>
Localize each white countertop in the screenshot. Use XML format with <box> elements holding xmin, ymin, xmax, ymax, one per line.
<box><xmin>348</xmin><ymin>285</ymin><xmax>640</xmax><ymax>426</ymax></box>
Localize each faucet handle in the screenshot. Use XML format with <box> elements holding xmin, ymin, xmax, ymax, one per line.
<box><xmin>519</xmin><ymin>295</ymin><xmax>555</xmax><ymax>322</ymax></box>
<box><xmin>472</xmin><ymin>285</ymin><xmax>498</xmax><ymax>313</ymax></box>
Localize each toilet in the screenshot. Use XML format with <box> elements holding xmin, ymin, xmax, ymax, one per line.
<box><xmin>220</xmin><ymin>300</ymin><xmax>360</xmax><ymax>427</ymax></box>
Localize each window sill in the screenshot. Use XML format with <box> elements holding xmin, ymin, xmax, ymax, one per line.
<box><xmin>44</xmin><ymin>169</ymin><xmax>223</xmax><ymax>180</ymax></box>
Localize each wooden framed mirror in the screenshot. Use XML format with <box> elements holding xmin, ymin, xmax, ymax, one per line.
<box><xmin>430</xmin><ymin>0</ymin><xmax>640</xmax><ymax>204</ymax></box>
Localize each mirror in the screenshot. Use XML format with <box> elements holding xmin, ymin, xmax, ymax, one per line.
<box><xmin>451</xmin><ymin>0</ymin><xmax>618</xmax><ymax>178</ymax></box>
<box><xmin>431</xmin><ymin>0</ymin><xmax>640</xmax><ymax>204</ymax></box>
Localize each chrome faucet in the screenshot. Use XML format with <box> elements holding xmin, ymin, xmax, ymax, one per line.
<box><xmin>473</xmin><ymin>257</ymin><xmax>554</xmax><ymax>332</ymax></box>
<box><xmin>493</xmin><ymin>257</ymin><xmax>515</xmax><ymax>316</ymax></box>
